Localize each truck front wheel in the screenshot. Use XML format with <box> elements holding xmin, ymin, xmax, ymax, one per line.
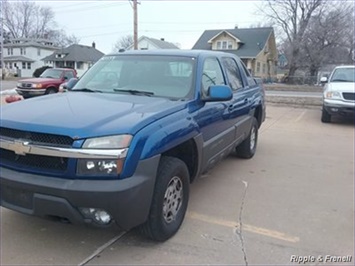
<box><xmin>140</xmin><ymin>156</ymin><xmax>189</xmax><ymax>241</ymax></box>
<box><xmin>321</xmin><ymin>106</ymin><xmax>331</xmax><ymax>123</ymax></box>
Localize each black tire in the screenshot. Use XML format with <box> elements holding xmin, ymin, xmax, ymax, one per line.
<box><xmin>236</xmin><ymin>117</ymin><xmax>258</xmax><ymax>159</ymax></box>
<box><xmin>45</xmin><ymin>88</ymin><xmax>57</xmax><ymax>94</ymax></box>
<box><xmin>140</xmin><ymin>156</ymin><xmax>189</xmax><ymax>241</ymax></box>
<box><xmin>321</xmin><ymin>107</ymin><xmax>331</xmax><ymax>123</ymax></box>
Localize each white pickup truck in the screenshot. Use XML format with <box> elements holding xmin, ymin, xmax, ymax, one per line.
<box><xmin>321</xmin><ymin>65</ymin><xmax>355</xmax><ymax>123</ymax></box>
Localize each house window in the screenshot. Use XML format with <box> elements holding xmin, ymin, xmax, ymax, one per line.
<box><xmin>256</xmin><ymin>62</ymin><xmax>261</xmax><ymax>73</ymax></box>
<box><xmin>22</xmin><ymin>62</ymin><xmax>26</xmax><ymax>69</ymax></box>
<box><xmin>262</xmin><ymin>63</ymin><xmax>266</xmax><ymax>74</ymax></box>
<box><xmin>20</xmin><ymin>48</ymin><xmax>26</xmax><ymax>55</ymax></box>
<box><xmin>27</xmin><ymin>63</ymin><xmax>31</xmax><ymax>69</ymax></box>
<box><xmin>217</xmin><ymin>41</ymin><xmax>233</xmax><ymax>50</ymax></box>
<box><xmin>37</xmin><ymin>49</ymin><xmax>41</xmax><ymax>56</ymax></box>
<box><xmin>76</xmin><ymin>61</ymin><xmax>84</xmax><ymax>69</ymax></box>
<box><xmin>8</xmin><ymin>48</ymin><xmax>13</xmax><ymax>55</ymax></box>
<box><xmin>9</xmin><ymin>62</ymin><xmax>12</xmax><ymax>69</ymax></box>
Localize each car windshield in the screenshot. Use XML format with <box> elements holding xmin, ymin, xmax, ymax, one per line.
<box><xmin>330</xmin><ymin>68</ymin><xmax>355</xmax><ymax>82</ymax></box>
<box><xmin>40</xmin><ymin>69</ymin><xmax>63</xmax><ymax>79</ymax></box>
<box><xmin>72</xmin><ymin>55</ymin><xmax>196</xmax><ymax>99</ymax></box>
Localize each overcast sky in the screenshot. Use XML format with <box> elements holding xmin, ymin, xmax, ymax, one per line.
<box><xmin>37</xmin><ymin>0</ymin><xmax>262</xmax><ymax>54</ymax></box>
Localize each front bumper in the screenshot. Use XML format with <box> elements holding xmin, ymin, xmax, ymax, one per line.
<box><xmin>0</xmin><ymin>155</ymin><xmax>160</xmax><ymax>230</ymax></box>
<box><xmin>323</xmin><ymin>99</ymin><xmax>355</xmax><ymax>115</ymax></box>
<box><xmin>16</xmin><ymin>88</ymin><xmax>46</xmax><ymax>97</ymax></box>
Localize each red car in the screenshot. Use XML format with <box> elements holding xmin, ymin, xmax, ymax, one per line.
<box><xmin>16</xmin><ymin>68</ymin><xmax>77</xmax><ymax>98</ymax></box>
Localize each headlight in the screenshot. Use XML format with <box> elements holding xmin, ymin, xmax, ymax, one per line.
<box><xmin>325</xmin><ymin>91</ymin><xmax>341</xmax><ymax>99</ymax></box>
<box><xmin>17</xmin><ymin>82</ymin><xmax>21</xmax><ymax>87</ymax></box>
<box><xmin>83</xmin><ymin>135</ymin><xmax>132</xmax><ymax>149</ymax></box>
<box><xmin>31</xmin><ymin>83</ymin><xmax>43</xmax><ymax>88</ymax></box>
<box><xmin>78</xmin><ymin>135</ymin><xmax>132</xmax><ymax>176</ymax></box>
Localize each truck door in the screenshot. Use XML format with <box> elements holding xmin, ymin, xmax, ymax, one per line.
<box><xmin>221</xmin><ymin>57</ymin><xmax>252</xmax><ymax>141</ymax></box>
<box><xmin>195</xmin><ymin>57</ymin><xmax>236</xmax><ymax>171</ymax></box>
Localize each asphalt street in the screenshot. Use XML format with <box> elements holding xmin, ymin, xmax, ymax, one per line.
<box><xmin>1</xmin><ymin>105</ymin><xmax>353</xmax><ymax>265</ymax></box>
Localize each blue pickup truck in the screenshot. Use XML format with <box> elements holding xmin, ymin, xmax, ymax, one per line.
<box><xmin>0</xmin><ymin>50</ymin><xmax>265</xmax><ymax>241</ymax></box>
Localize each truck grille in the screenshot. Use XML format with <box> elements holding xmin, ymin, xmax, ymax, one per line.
<box><xmin>0</xmin><ymin>127</ymin><xmax>73</xmax><ymax>173</ymax></box>
<box><xmin>0</xmin><ymin>148</ymin><xmax>68</xmax><ymax>172</ymax></box>
<box><xmin>19</xmin><ymin>83</ymin><xmax>32</xmax><ymax>88</ymax></box>
<box><xmin>343</xmin><ymin>93</ymin><xmax>355</xmax><ymax>101</ymax></box>
<box><xmin>0</xmin><ymin>127</ymin><xmax>73</xmax><ymax>147</ymax></box>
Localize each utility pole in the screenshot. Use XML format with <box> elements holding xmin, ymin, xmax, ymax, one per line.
<box><xmin>133</xmin><ymin>0</ymin><xmax>138</xmax><ymax>50</ymax></box>
<box><xmin>0</xmin><ymin>1</ymin><xmax>4</xmax><ymax>80</ymax></box>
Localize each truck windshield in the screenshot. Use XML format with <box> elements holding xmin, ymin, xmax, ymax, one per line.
<box><xmin>330</xmin><ymin>68</ymin><xmax>355</xmax><ymax>82</ymax></box>
<box><xmin>40</xmin><ymin>69</ymin><xmax>63</xmax><ymax>79</ymax></box>
<box><xmin>73</xmin><ymin>55</ymin><xmax>196</xmax><ymax>99</ymax></box>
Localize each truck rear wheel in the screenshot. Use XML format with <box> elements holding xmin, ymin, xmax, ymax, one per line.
<box><xmin>140</xmin><ymin>156</ymin><xmax>189</xmax><ymax>241</ymax></box>
<box><xmin>236</xmin><ymin>117</ymin><xmax>258</xmax><ymax>159</ymax></box>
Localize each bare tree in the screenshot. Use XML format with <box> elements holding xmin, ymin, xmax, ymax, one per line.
<box><xmin>300</xmin><ymin>2</ymin><xmax>354</xmax><ymax>76</ymax></box>
<box><xmin>48</xmin><ymin>29</ymin><xmax>81</xmax><ymax>47</ymax></box>
<box><xmin>259</xmin><ymin>0</ymin><xmax>325</xmax><ymax>81</ymax></box>
<box><xmin>2</xmin><ymin>0</ymin><xmax>80</xmax><ymax>46</ymax></box>
<box><xmin>113</xmin><ymin>35</ymin><xmax>134</xmax><ymax>51</ymax></box>
<box><xmin>3</xmin><ymin>0</ymin><xmax>56</xmax><ymax>38</ymax></box>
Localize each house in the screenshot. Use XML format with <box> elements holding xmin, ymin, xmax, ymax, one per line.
<box><xmin>192</xmin><ymin>27</ymin><xmax>278</xmax><ymax>80</ymax></box>
<box><xmin>126</xmin><ymin>36</ymin><xmax>180</xmax><ymax>50</ymax></box>
<box><xmin>42</xmin><ymin>43</ymin><xmax>104</xmax><ymax>77</ymax></box>
<box><xmin>3</xmin><ymin>38</ymin><xmax>59</xmax><ymax>77</ymax></box>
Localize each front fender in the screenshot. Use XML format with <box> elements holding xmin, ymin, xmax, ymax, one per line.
<box><xmin>121</xmin><ymin>109</ymin><xmax>200</xmax><ymax>178</ymax></box>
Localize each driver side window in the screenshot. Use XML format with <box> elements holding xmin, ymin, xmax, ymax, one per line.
<box><xmin>201</xmin><ymin>58</ymin><xmax>225</xmax><ymax>95</ymax></box>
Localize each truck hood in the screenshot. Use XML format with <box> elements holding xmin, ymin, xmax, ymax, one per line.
<box><xmin>1</xmin><ymin>93</ymin><xmax>187</xmax><ymax>139</ymax></box>
<box><xmin>328</xmin><ymin>82</ymin><xmax>355</xmax><ymax>93</ymax></box>
<box><xmin>19</xmin><ymin>78</ymin><xmax>61</xmax><ymax>84</ymax></box>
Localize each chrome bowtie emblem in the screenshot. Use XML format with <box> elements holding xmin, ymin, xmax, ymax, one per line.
<box><xmin>10</xmin><ymin>140</ymin><xmax>31</xmax><ymax>155</ymax></box>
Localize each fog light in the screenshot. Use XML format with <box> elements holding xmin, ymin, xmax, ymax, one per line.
<box><xmin>79</xmin><ymin>208</ymin><xmax>112</xmax><ymax>225</ymax></box>
<box><xmin>331</xmin><ymin>108</ymin><xmax>339</xmax><ymax>112</ymax></box>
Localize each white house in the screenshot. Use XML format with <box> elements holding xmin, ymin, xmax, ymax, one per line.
<box><xmin>42</xmin><ymin>43</ymin><xmax>104</xmax><ymax>77</ymax></box>
<box><xmin>126</xmin><ymin>36</ymin><xmax>180</xmax><ymax>50</ymax></box>
<box><xmin>3</xmin><ymin>38</ymin><xmax>59</xmax><ymax>77</ymax></box>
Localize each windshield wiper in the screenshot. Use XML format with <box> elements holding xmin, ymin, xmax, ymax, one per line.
<box><xmin>71</xmin><ymin>88</ymin><xmax>102</xmax><ymax>93</ymax></box>
<box><xmin>113</xmin><ymin>88</ymin><xmax>154</xmax><ymax>96</ymax></box>
<box><xmin>331</xmin><ymin>79</ymin><xmax>348</xmax><ymax>82</ymax></box>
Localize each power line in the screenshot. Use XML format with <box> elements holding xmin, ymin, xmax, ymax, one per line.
<box><xmin>55</xmin><ymin>2</ymin><xmax>128</xmax><ymax>14</ymax></box>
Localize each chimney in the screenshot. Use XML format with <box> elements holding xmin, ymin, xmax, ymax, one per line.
<box><xmin>160</xmin><ymin>38</ymin><xmax>165</xmax><ymax>41</ymax></box>
<box><xmin>92</xmin><ymin>41</ymin><xmax>96</xmax><ymax>49</ymax></box>
<box><xmin>234</xmin><ymin>24</ymin><xmax>238</xmax><ymax>29</ymax></box>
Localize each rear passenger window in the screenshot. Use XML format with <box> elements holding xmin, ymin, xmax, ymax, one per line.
<box><xmin>201</xmin><ymin>58</ymin><xmax>225</xmax><ymax>94</ymax></box>
<box><xmin>222</xmin><ymin>57</ymin><xmax>243</xmax><ymax>90</ymax></box>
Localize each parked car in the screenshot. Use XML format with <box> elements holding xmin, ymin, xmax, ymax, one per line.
<box><xmin>0</xmin><ymin>50</ymin><xmax>265</xmax><ymax>241</ymax></box>
<box><xmin>320</xmin><ymin>65</ymin><xmax>355</xmax><ymax>123</ymax></box>
<box><xmin>16</xmin><ymin>68</ymin><xmax>77</xmax><ymax>98</ymax></box>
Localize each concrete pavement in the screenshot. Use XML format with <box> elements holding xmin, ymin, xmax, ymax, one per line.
<box><xmin>1</xmin><ymin>105</ymin><xmax>353</xmax><ymax>265</ymax></box>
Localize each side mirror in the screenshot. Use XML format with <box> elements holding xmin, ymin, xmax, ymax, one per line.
<box><xmin>203</xmin><ymin>85</ymin><xmax>233</xmax><ymax>102</ymax></box>
<box><xmin>320</xmin><ymin>77</ymin><xmax>328</xmax><ymax>83</ymax></box>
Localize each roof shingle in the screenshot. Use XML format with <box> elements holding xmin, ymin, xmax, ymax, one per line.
<box><xmin>41</xmin><ymin>44</ymin><xmax>104</xmax><ymax>62</ymax></box>
<box><xmin>192</xmin><ymin>27</ymin><xmax>274</xmax><ymax>58</ymax></box>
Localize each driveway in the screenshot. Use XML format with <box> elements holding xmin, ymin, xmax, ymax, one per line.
<box><xmin>1</xmin><ymin>105</ymin><xmax>354</xmax><ymax>265</ymax></box>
